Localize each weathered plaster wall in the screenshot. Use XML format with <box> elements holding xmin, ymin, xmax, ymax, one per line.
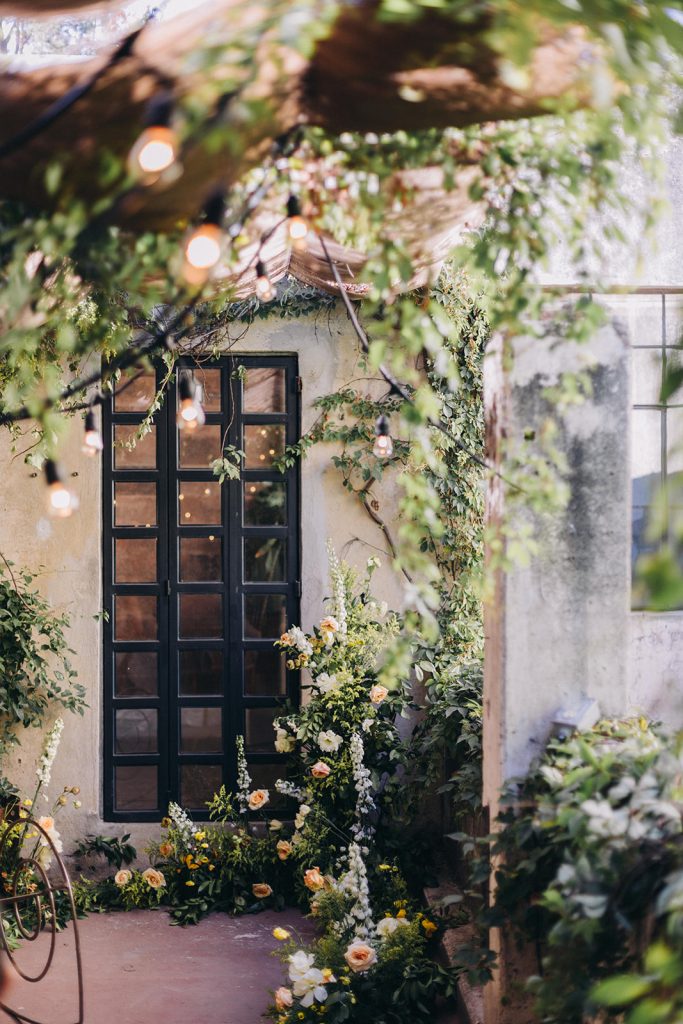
<box><xmin>0</xmin><ymin>306</ymin><xmax>404</xmax><ymax>852</ymax></box>
<box><xmin>483</xmin><ymin>316</ymin><xmax>632</xmax><ymax>792</ymax></box>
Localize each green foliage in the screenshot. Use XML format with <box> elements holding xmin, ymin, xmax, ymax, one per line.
<box><xmin>0</xmin><ymin>560</ymin><xmax>85</xmax><ymax>763</ymax></box>
<box><xmin>483</xmin><ymin>717</ymin><xmax>683</xmax><ymax>1024</ymax></box>
<box><xmin>73</xmin><ymin>833</ymin><xmax>137</xmax><ymax>869</ymax></box>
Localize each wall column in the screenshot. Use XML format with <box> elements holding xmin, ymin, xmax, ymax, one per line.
<box><xmin>482</xmin><ymin>315</ymin><xmax>631</xmax><ymax>1023</ymax></box>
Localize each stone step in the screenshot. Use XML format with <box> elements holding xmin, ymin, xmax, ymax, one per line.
<box><xmin>424</xmin><ymin>874</ymin><xmax>485</xmax><ymax>1024</ymax></box>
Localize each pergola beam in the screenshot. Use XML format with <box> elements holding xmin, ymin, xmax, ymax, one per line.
<box><xmin>0</xmin><ymin>1</ymin><xmax>600</xmax><ymax>231</ymax></box>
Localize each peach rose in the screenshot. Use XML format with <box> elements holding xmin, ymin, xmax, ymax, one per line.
<box><xmin>37</xmin><ymin>816</ymin><xmax>55</xmax><ymax>833</ymax></box>
<box><xmin>369</xmin><ymin>684</ymin><xmax>389</xmax><ymax>704</ymax></box>
<box><xmin>142</xmin><ymin>867</ymin><xmax>166</xmax><ymax>889</ymax></box>
<box><xmin>274</xmin><ymin>987</ymin><xmax>293</xmax><ymax>1011</ymax></box>
<box><xmin>303</xmin><ymin>867</ymin><xmax>325</xmax><ymax>892</ymax></box>
<box><xmin>158</xmin><ymin>842</ymin><xmax>174</xmax><ymax>859</ymax></box>
<box><xmin>344</xmin><ymin>940</ymin><xmax>378</xmax><ymax>973</ymax></box>
<box><xmin>252</xmin><ymin>883</ymin><xmax>273</xmax><ymax>899</ymax></box>
<box><xmin>276</xmin><ymin>840</ymin><xmax>293</xmax><ymax>861</ymax></box>
<box><xmin>310</xmin><ymin>761</ymin><xmax>331</xmax><ymax>779</ymax></box>
<box><xmin>247</xmin><ymin>789</ymin><xmax>270</xmax><ymax>811</ymax></box>
<box><xmin>114</xmin><ymin>869</ymin><xmax>132</xmax><ymax>887</ymax></box>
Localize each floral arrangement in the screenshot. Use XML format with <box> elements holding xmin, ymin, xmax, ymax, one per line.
<box><xmin>270</xmin><ymin>549</ymin><xmax>410</xmax><ymax>873</ymax></box>
<box><xmin>72</xmin><ymin>551</ymin><xmax>461</xmax><ymax>1022</ymax></box>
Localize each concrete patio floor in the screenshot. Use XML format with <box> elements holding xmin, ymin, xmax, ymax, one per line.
<box><xmin>0</xmin><ymin>908</ymin><xmax>315</xmax><ymax>1024</ymax></box>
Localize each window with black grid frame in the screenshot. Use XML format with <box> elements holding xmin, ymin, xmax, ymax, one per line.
<box><xmin>631</xmin><ymin>291</ymin><xmax>683</xmax><ymax>607</ymax></box>
<box><xmin>102</xmin><ymin>356</ymin><xmax>300</xmax><ymax>821</ymax></box>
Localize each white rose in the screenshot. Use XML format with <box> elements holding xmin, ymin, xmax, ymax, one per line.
<box><xmin>317</xmin><ymin>730</ymin><xmax>343</xmax><ymax>754</ymax></box>
<box><xmin>274</xmin><ymin>727</ymin><xmax>296</xmax><ymax>753</ymax></box>
<box><xmin>376</xmin><ymin>916</ymin><xmax>409</xmax><ymax>939</ymax></box>
<box><xmin>315</xmin><ymin>673</ymin><xmax>340</xmax><ymax>695</ymax></box>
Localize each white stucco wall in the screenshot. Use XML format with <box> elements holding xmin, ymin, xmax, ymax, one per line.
<box><xmin>0</xmin><ymin>305</ymin><xmax>404</xmax><ymax>853</ymax></box>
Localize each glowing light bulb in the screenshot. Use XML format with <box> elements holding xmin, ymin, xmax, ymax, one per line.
<box><xmin>184</xmin><ymin>224</ymin><xmax>221</xmax><ymax>272</ymax></box>
<box><xmin>373</xmin><ymin>414</ymin><xmax>394</xmax><ymax>459</ymax></box>
<box><xmin>177</xmin><ymin>374</ymin><xmax>206</xmax><ymax>430</ymax></box>
<box><xmin>128</xmin><ymin>93</ymin><xmax>178</xmax><ymax>183</ymax></box>
<box><xmin>131</xmin><ymin>126</ymin><xmax>177</xmax><ymax>177</ymax></box>
<box><xmin>44</xmin><ymin>460</ymin><xmax>79</xmax><ymax>519</ymax></box>
<box><xmin>82</xmin><ymin>409</ymin><xmax>103</xmax><ymax>456</ymax></box>
<box><xmin>181</xmin><ymin>191</ymin><xmax>225</xmax><ymax>286</ymax></box>
<box><xmin>286</xmin><ymin>195</ymin><xmax>309</xmax><ymax>253</ymax></box>
<box><xmin>255</xmin><ymin>259</ymin><xmax>276</xmax><ymax>302</ymax></box>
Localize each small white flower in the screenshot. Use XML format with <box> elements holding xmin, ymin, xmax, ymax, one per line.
<box><xmin>288</xmin><ymin>951</ymin><xmax>331</xmax><ymax>1007</ymax></box>
<box><xmin>274</xmin><ymin>727</ymin><xmax>296</xmax><ymax>753</ymax></box>
<box><xmin>315</xmin><ymin>672</ymin><xmax>340</xmax><ymax>695</ymax></box>
<box><xmin>361</xmin><ymin>718</ymin><xmax>374</xmax><ymax>734</ymax></box>
<box><xmin>376</xmin><ymin>916</ymin><xmax>409</xmax><ymax>939</ymax></box>
<box><xmin>289</xmin><ymin>626</ymin><xmax>313</xmax><ymax>657</ymax></box>
<box><xmin>318</xmin><ymin>730</ymin><xmax>343</xmax><ymax>754</ymax></box>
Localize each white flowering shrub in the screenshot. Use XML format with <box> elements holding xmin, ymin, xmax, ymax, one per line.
<box><xmin>487</xmin><ymin>718</ymin><xmax>683</xmax><ymax>1024</ymax></box>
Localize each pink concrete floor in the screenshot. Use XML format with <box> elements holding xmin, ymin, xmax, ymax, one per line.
<box><xmin>0</xmin><ymin>908</ymin><xmax>315</xmax><ymax>1024</ymax></box>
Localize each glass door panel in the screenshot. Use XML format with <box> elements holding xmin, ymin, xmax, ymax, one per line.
<box><xmin>104</xmin><ymin>357</ymin><xmax>299</xmax><ymax>821</ymax></box>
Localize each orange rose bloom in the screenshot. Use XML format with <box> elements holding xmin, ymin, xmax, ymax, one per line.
<box><xmin>344</xmin><ymin>941</ymin><xmax>378</xmax><ymax>973</ymax></box>
<box><xmin>303</xmin><ymin>867</ymin><xmax>325</xmax><ymax>892</ymax></box>
<box><xmin>276</xmin><ymin>840</ymin><xmax>293</xmax><ymax>861</ymax></box>
<box><xmin>252</xmin><ymin>883</ymin><xmax>273</xmax><ymax>899</ymax></box>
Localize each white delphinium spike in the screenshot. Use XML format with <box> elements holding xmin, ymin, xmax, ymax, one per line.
<box><xmin>326</xmin><ymin>542</ymin><xmax>347</xmax><ymax>634</ymax></box>
<box><xmin>235</xmin><ymin>735</ymin><xmax>252</xmax><ymax>812</ymax></box>
<box><xmin>168</xmin><ymin>801</ymin><xmax>195</xmax><ymax>847</ymax></box>
<box><xmin>36</xmin><ymin>717</ymin><xmax>64</xmax><ymax>798</ymax></box>
<box><xmin>339</xmin><ymin>841</ymin><xmax>373</xmax><ymax>939</ymax></box>
<box><xmin>350</xmin><ymin>732</ymin><xmax>375</xmax><ymax>841</ymax></box>
<box><xmin>275</xmin><ymin>779</ymin><xmax>308</xmax><ymax>802</ymax></box>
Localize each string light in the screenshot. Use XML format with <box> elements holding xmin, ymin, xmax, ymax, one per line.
<box><xmin>177</xmin><ymin>372</ymin><xmax>206</xmax><ymax>430</ymax></box>
<box><xmin>286</xmin><ymin>194</ymin><xmax>309</xmax><ymax>252</ymax></box>
<box><xmin>44</xmin><ymin>460</ymin><xmax>79</xmax><ymax>518</ymax></box>
<box><xmin>255</xmin><ymin>259</ymin><xmax>276</xmax><ymax>302</ymax></box>
<box><xmin>82</xmin><ymin>408</ymin><xmax>103</xmax><ymax>456</ymax></box>
<box><xmin>128</xmin><ymin>92</ymin><xmax>178</xmax><ymax>183</ymax></box>
<box><xmin>182</xmin><ymin>191</ymin><xmax>225</xmax><ymax>286</ymax></box>
<box><xmin>373</xmin><ymin>414</ymin><xmax>394</xmax><ymax>458</ymax></box>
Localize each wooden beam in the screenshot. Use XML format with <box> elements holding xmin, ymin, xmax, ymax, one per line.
<box><xmin>0</xmin><ymin>1</ymin><xmax>600</xmax><ymax>232</ymax></box>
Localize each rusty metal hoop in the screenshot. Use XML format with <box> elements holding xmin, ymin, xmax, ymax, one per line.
<box><xmin>0</xmin><ymin>813</ymin><xmax>84</xmax><ymax>1024</ymax></box>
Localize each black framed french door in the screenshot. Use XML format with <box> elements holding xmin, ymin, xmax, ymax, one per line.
<box><xmin>102</xmin><ymin>355</ymin><xmax>300</xmax><ymax>821</ymax></box>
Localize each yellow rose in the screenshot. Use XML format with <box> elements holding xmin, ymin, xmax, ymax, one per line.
<box><xmin>142</xmin><ymin>867</ymin><xmax>166</xmax><ymax>889</ymax></box>
<box><xmin>247</xmin><ymin>789</ymin><xmax>270</xmax><ymax>811</ymax></box>
<box><xmin>114</xmin><ymin>869</ymin><xmax>132</xmax><ymax>887</ymax></box>
<box><xmin>273</xmin><ymin>927</ymin><xmax>291</xmax><ymax>941</ymax></box>
<box><xmin>310</xmin><ymin>761</ymin><xmax>331</xmax><ymax>779</ymax></box>
<box><xmin>252</xmin><ymin>883</ymin><xmax>273</xmax><ymax>899</ymax></box>
<box><xmin>303</xmin><ymin>866</ymin><xmax>325</xmax><ymax>892</ymax></box>
<box><xmin>369</xmin><ymin>684</ymin><xmax>389</xmax><ymax>704</ymax></box>
<box><xmin>421</xmin><ymin>919</ymin><xmax>438</xmax><ymax>935</ymax></box>
<box><xmin>344</xmin><ymin>941</ymin><xmax>378</xmax><ymax>973</ymax></box>
<box><xmin>276</xmin><ymin>840</ymin><xmax>293</xmax><ymax>861</ymax></box>
<box><xmin>275</xmin><ymin>987</ymin><xmax>293</xmax><ymax>1011</ymax></box>
<box><xmin>158</xmin><ymin>842</ymin><xmax>174</xmax><ymax>859</ymax></box>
